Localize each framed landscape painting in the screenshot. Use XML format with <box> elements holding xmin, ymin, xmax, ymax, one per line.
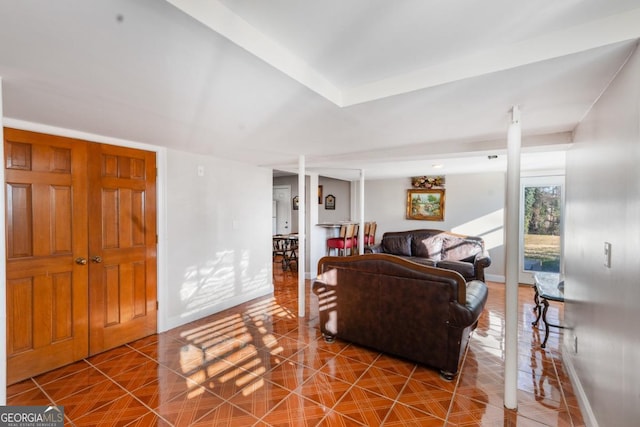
<box><xmin>406</xmin><ymin>188</ymin><xmax>445</xmax><ymax>221</ymax></box>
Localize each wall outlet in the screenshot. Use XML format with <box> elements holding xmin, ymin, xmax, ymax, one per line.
<box><xmin>604</xmin><ymin>242</ymin><xmax>612</xmax><ymax>268</ymax></box>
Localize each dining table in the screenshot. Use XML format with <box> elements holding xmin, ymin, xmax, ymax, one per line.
<box><xmin>273</xmin><ymin>234</ymin><xmax>298</xmax><ymax>271</ymax></box>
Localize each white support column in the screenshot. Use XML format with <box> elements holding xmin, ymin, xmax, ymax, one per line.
<box><xmin>297</xmin><ymin>155</ymin><xmax>306</xmax><ymax>317</ymax></box>
<box><xmin>358</xmin><ymin>170</ymin><xmax>365</xmax><ymax>254</ymax></box>
<box><xmin>504</xmin><ymin>105</ymin><xmax>521</xmax><ymax>410</ymax></box>
<box><xmin>308</xmin><ymin>173</ymin><xmax>320</xmax><ymax>278</ymax></box>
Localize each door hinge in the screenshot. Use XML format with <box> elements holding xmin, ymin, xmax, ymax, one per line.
<box><xmin>156</xmin><ymin>301</ymin><xmax>159</xmax><ymax>310</ymax></box>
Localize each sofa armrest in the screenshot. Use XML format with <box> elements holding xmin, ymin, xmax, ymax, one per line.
<box><xmin>465</xmin><ymin>280</ymin><xmax>488</xmax><ymax>320</ymax></box>
<box><xmin>365</xmin><ymin>244</ymin><xmax>384</xmax><ymax>254</ymax></box>
<box><xmin>473</xmin><ymin>252</ymin><xmax>492</xmax><ymax>281</ymax></box>
<box><xmin>449</xmin><ymin>280</ymin><xmax>488</xmax><ymax>327</ymax></box>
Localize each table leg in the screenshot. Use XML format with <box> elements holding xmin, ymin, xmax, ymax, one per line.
<box><xmin>532</xmin><ymin>285</ymin><xmax>542</xmax><ymax>326</ymax></box>
<box><xmin>541</xmin><ymin>298</ymin><xmax>550</xmax><ymax>348</ymax></box>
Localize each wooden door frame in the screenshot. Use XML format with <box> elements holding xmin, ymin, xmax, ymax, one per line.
<box><xmin>0</xmin><ymin>120</ymin><xmax>168</xmax><ymax>403</ymax></box>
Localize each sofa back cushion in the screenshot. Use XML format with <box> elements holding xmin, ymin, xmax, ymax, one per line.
<box><xmin>441</xmin><ymin>236</ymin><xmax>483</xmax><ymax>261</ymax></box>
<box><xmin>381</xmin><ymin>234</ymin><xmax>412</xmax><ymax>256</ymax></box>
<box><xmin>412</xmin><ymin>234</ymin><xmax>444</xmax><ymax>261</ymax></box>
<box><xmin>318</xmin><ymin>254</ymin><xmax>466</xmax><ymax>303</ymax></box>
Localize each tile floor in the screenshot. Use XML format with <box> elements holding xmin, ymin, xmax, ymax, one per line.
<box><xmin>7</xmin><ymin>262</ymin><xmax>585</xmax><ymax>426</ymax></box>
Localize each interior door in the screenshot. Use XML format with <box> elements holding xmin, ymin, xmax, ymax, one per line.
<box><xmin>273</xmin><ymin>185</ymin><xmax>291</xmax><ymax>235</ymax></box>
<box><xmin>5</xmin><ymin>129</ymin><xmax>158</xmax><ymax>383</ymax></box>
<box><xmin>87</xmin><ymin>143</ymin><xmax>157</xmax><ymax>355</ymax></box>
<box><xmin>5</xmin><ymin>129</ymin><xmax>89</xmax><ymax>384</ymax></box>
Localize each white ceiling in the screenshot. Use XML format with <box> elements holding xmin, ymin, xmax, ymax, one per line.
<box><xmin>0</xmin><ymin>1</ymin><xmax>639</xmax><ymax>180</ymax></box>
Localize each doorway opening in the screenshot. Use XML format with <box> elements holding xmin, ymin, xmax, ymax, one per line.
<box><xmin>272</xmin><ymin>185</ymin><xmax>292</xmax><ymax>235</ymax></box>
<box><xmin>519</xmin><ymin>176</ymin><xmax>564</xmax><ymax>284</ymax></box>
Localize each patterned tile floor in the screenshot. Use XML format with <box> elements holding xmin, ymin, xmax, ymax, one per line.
<box><xmin>7</xmin><ymin>261</ymin><xmax>585</xmax><ymax>426</ymax></box>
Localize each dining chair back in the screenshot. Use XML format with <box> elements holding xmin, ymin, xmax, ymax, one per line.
<box><xmin>365</xmin><ymin>222</ymin><xmax>377</xmax><ymax>245</ymax></box>
<box><xmin>326</xmin><ymin>223</ymin><xmax>357</xmax><ymax>256</ymax></box>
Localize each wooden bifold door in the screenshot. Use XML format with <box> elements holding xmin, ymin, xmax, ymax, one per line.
<box><xmin>5</xmin><ymin>128</ymin><xmax>157</xmax><ymax>384</ymax></box>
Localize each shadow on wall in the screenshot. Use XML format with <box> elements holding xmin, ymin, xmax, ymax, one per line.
<box><xmin>452</xmin><ymin>209</ymin><xmax>504</xmax><ymax>250</ymax></box>
<box><xmin>179</xmin><ymin>249</ymin><xmax>271</xmax><ymax>319</ymax></box>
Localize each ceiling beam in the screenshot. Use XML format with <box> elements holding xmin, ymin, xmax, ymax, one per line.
<box><xmin>167</xmin><ymin>2</ymin><xmax>640</xmax><ymax>107</ymax></box>
<box><xmin>343</xmin><ymin>8</ymin><xmax>640</xmax><ymax>105</ymax></box>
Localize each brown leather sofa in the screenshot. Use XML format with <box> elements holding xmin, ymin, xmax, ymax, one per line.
<box><xmin>365</xmin><ymin>229</ymin><xmax>491</xmax><ymax>281</ymax></box>
<box><xmin>312</xmin><ymin>254</ymin><xmax>488</xmax><ymax>380</ymax></box>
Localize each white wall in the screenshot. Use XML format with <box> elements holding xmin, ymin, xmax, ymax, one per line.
<box><xmin>564</xmin><ymin>44</ymin><xmax>640</xmax><ymax>426</ymax></box>
<box><xmin>163</xmin><ymin>149</ymin><xmax>273</xmax><ymax>331</ymax></box>
<box><xmin>273</xmin><ymin>175</ymin><xmax>351</xmax><ymax>232</ymax></box>
<box><xmin>318</xmin><ymin>177</ymin><xmax>351</xmax><ymax>223</ymax></box>
<box><xmin>364</xmin><ymin>172</ymin><xmax>506</xmax><ymax>281</ymax></box>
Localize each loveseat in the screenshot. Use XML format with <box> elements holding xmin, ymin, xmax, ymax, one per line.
<box><xmin>312</xmin><ymin>254</ymin><xmax>488</xmax><ymax>380</ymax></box>
<box><xmin>366</xmin><ymin>229</ymin><xmax>491</xmax><ymax>281</ymax></box>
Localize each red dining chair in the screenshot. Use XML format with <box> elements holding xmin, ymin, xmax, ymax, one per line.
<box><xmin>365</xmin><ymin>222</ymin><xmax>377</xmax><ymax>246</ymax></box>
<box><xmin>326</xmin><ymin>223</ymin><xmax>357</xmax><ymax>256</ymax></box>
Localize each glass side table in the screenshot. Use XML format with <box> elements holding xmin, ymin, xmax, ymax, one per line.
<box><xmin>532</xmin><ymin>272</ymin><xmax>564</xmax><ymax>348</ymax></box>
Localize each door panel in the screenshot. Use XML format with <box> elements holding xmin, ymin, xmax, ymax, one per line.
<box><xmin>87</xmin><ymin>143</ymin><xmax>157</xmax><ymax>355</ymax></box>
<box><xmin>5</xmin><ymin>128</ymin><xmax>89</xmax><ymax>384</ymax></box>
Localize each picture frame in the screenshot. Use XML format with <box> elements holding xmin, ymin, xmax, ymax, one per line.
<box><xmin>406</xmin><ymin>188</ymin><xmax>445</xmax><ymax>221</ymax></box>
<box><xmin>292</xmin><ymin>196</ymin><xmax>299</xmax><ymax>210</ymax></box>
<box><xmin>324</xmin><ymin>194</ymin><xmax>336</xmax><ymax>210</ymax></box>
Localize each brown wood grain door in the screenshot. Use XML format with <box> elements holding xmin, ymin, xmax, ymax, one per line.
<box><xmin>4</xmin><ymin>128</ymin><xmax>157</xmax><ymax>383</ymax></box>
<box><xmin>87</xmin><ymin>143</ymin><xmax>157</xmax><ymax>355</ymax></box>
<box><xmin>5</xmin><ymin>128</ymin><xmax>89</xmax><ymax>384</ymax></box>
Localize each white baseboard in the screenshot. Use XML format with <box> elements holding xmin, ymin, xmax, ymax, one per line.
<box><xmin>485</xmin><ymin>273</ymin><xmax>505</xmax><ymax>283</ymax></box>
<box><xmin>562</xmin><ymin>345</ymin><xmax>599</xmax><ymax>427</ymax></box>
<box><xmin>160</xmin><ymin>286</ymin><xmax>273</xmax><ymax>333</ymax></box>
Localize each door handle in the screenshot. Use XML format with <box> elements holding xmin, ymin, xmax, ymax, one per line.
<box><xmin>75</xmin><ymin>257</ymin><xmax>87</xmax><ymax>265</ymax></box>
<box><xmin>91</xmin><ymin>256</ymin><xmax>103</xmax><ymax>263</ymax></box>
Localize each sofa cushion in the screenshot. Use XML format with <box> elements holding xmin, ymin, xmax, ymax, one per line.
<box><xmin>405</xmin><ymin>256</ymin><xmax>437</xmax><ymax>267</ymax></box>
<box><xmin>436</xmin><ymin>260</ymin><xmax>475</xmax><ymax>280</ymax></box>
<box><xmin>442</xmin><ymin>237</ymin><xmax>482</xmax><ymax>261</ymax></box>
<box><xmin>412</xmin><ymin>235</ymin><xmax>444</xmax><ymax>261</ymax></box>
<box><xmin>381</xmin><ymin>234</ymin><xmax>412</xmax><ymax>256</ymax></box>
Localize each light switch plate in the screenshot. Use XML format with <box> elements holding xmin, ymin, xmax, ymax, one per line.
<box><xmin>604</xmin><ymin>242</ymin><xmax>612</xmax><ymax>268</ymax></box>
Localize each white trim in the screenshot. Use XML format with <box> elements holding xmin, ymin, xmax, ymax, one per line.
<box><xmin>297</xmin><ymin>155</ymin><xmax>306</xmax><ymax>317</ymax></box>
<box><xmin>0</xmin><ymin>79</ymin><xmax>7</xmax><ymax>405</ymax></box>
<box><xmin>160</xmin><ymin>288</ymin><xmax>272</xmax><ymax>332</ymax></box>
<box><xmin>485</xmin><ymin>273</ymin><xmax>505</xmax><ymax>283</ymax></box>
<box><xmin>3</xmin><ymin>119</ymin><xmax>162</xmax><ymax>153</ymax></box>
<box><xmin>1</xmin><ymin>118</ymin><xmax>169</xmax><ymax>336</ymax></box>
<box><xmin>562</xmin><ymin>347</ymin><xmax>599</xmax><ymax>427</ymax></box>
<box><xmin>166</xmin><ymin>0</ymin><xmax>342</xmax><ymax>106</ymax></box>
